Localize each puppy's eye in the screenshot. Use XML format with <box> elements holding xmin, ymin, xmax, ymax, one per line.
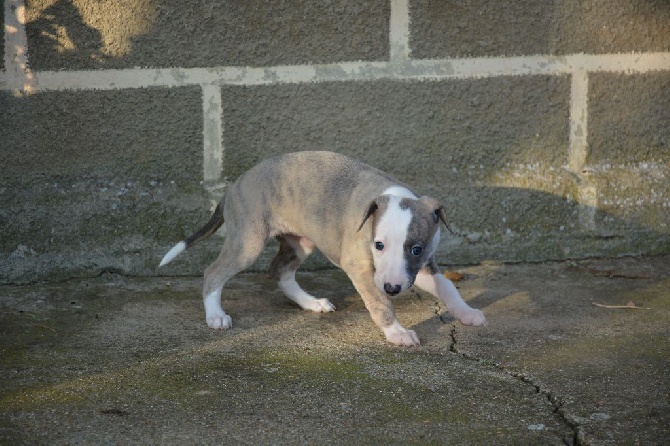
<box><xmin>374</xmin><ymin>241</ymin><xmax>385</xmax><ymax>251</ymax></box>
<box><xmin>410</xmin><ymin>246</ymin><xmax>423</xmax><ymax>256</ymax></box>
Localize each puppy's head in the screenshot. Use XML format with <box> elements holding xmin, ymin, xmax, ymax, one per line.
<box><xmin>358</xmin><ymin>195</ymin><xmax>450</xmax><ymax>296</ymax></box>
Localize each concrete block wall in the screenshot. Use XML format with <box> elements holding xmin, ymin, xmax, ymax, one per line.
<box><xmin>1</xmin><ymin>0</ymin><xmax>669</xmax><ymax>283</ymax></box>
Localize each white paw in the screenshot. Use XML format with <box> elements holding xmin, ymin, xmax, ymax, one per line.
<box><xmin>383</xmin><ymin>322</ymin><xmax>420</xmax><ymax>347</ymax></box>
<box><xmin>455</xmin><ymin>308</ymin><xmax>486</xmax><ymax>326</ymax></box>
<box><xmin>206</xmin><ymin>313</ymin><xmax>233</xmax><ymax>330</ymax></box>
<box><xmin>306</xmin><ymin>298</ymin><xmax>336</xmax><ymax>313</ymax></box>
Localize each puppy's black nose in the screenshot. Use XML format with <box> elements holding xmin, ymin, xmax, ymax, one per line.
<box><xmin>384</xmin><ymin>283</ymin><xmax>401</xmax><ymax>296</ymax></box>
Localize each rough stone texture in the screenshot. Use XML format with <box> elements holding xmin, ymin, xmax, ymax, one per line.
<box><xmin>24</xmin><ymin>0</ymin><xmax>390</xmax><ymax>70</ymax></box>
<box><xmin>588</xmin><ymin>72</ymin><xmax>670</xmax><ymax>165</ymax></box>
<box><xmin>411</xmin><ymin>0</ymin><xmax>670</xmax><ymax>58</ymax></box>
<box><xmin>590</xmin><ymin>164</ymin><xmax>670</xmax><ymax>246</ymax></box>
<box><xmin>221</xmin><ymin>77</ymin><xmax>570</xmax><ymax>178</ymax></box>
<box><xmin>2</xmin><ymin>88</ymin><xmax>201</xmax><ymax>178</ymax></box>
<box><xmin>0</xmin><ymin>87</ymin><xmax>216</xmax><ymax>283</ymax></box>
<box><xmin>585</xmin><ymin>72</ymin><xmax>670</xmax><ymax>251</ymax></box>
<box><xmin>1</xmin><ymin>256</ymin><xmax>668</xmax><ymax>444</ymax></box>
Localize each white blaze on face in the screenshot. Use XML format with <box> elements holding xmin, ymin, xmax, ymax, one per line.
<box><xmin>372</xmin><ymin>195</ymin><xmax>413</xmax><ymax>294</ymax></box>
<box><xmin>382</xmin><ymin>185</ymin><xmax>416</xmax><ymax>200</ymax></box>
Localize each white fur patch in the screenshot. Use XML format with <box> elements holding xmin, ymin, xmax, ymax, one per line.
<box><xmin>159</xmin><ymin>241</ymin><xmax>186</xmax><ymax>267</ymax></box>
<box><xmin>382</xmin><ymin>320</ymin><xmax>420</xmax><ymax>346</ymax></box>
<box><xmin>414</xmin><ymin>271</ymin><xmax>487</xmax><ymax>326</ymax></box>
<box><xmin>204</xmin><ymin>286</ymin><xmax>232</xmax><ymax>329</ymax></box>
<box><xmin>279</xmin><ymin>271</ymin><xmax>335</xmax><ymax>312</ymax></box>
<box><xmin>381</xmin><ymin>185</ymin><xmax>417</xmax><ymax>199</ymax></box>
<box><xmin>372</xmin><ymin>195</ymin><xmax>412</xmax><ymax>294</ymax></box>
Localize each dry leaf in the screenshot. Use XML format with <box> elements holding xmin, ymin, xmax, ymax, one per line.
<box><xmin>443</xmin><ymin>271</ymin><xmax>464</xmax><ymax>282</ymax></box>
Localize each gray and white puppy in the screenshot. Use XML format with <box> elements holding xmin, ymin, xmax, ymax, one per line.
<box><xmin>160</xmin><ymin>151</ymin><xmax>485</xmax><ymax>346</ymax></box>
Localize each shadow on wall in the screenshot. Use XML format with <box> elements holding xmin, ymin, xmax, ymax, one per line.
<box><xmin>25</xmin><ymin>0</ymin><xmax>155</xmax><ymax>68</ymax></box>
<box><xmin>434</xmin><ymin>185</ymin><xmax>669</xmax><ymax>265</ymax></box>
<box><xmin>27</xmin><ymin>0</ymin><xmax>106</xmax><ymax>66</ymax></box>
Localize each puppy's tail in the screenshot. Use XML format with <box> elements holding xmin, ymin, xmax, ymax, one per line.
<box><xmin>159</xmin><ymin>202</ymin><xmax>225</xmax><ymax>267</ymax></box>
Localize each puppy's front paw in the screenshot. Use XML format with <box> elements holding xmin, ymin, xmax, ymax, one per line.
<box><xmin>206</xmin><ymin>313</ymin><xmax>233</xmax><ymax>330</ymax></box>
<box><xmin>312</xmin><ymin>298</ymin><xmax>336</xmax><ymax>313</ymax></box>
<box><xmin>383</xmin><ymin>322</ymin><xmax>420</xmax><ymax>347</ymax></box>
<box><xmin>456</xmin><ymin>308</ymin><xmax>486</xmax><ymax>326</ymax></box>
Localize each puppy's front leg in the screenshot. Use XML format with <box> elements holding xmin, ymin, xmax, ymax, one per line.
<box><xmin>346</xmin><ymin>267</ymin><xmax>420</xmax><ymax>347</ymax></box>
<box><xmin>415</xmin><ymin>261</ymin><xmax>486</xmax><ymax>326</ymax></box>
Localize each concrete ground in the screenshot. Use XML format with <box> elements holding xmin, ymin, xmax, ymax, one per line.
<box><xmin>1</xmin><ymin>256</ymin><xmax>668</xmax><ymax>445</ymax></box>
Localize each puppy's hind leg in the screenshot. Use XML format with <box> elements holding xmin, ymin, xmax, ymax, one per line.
<box><xmin>269</xmin><ymin>235</ymin><xmax>335</xmax><ymax>313</ymax></box>
<box><xmin>203</xmin><ymin>231</ymin><xmax>266</xmax><ymax>330</ymax></box>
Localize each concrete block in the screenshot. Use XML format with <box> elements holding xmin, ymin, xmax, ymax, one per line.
<box><xmin>554</xmin><ymin>0</ymin><xmax>670</xmax><ymax>54</ymax></box>
<box><xmin>25</xmin><ymin>0</ymin><xmax>390</xmax><ymax>70</ymax></box>
<box><xmin>0</xmin><ymin>87</ymin><xmax>216</xmax><ymax>283</ymax></box>
<box><xmin>588</xmin><ymin>72</ymin><xmax>670</xmax><ymax>164</ymax></box>
<box><xmin>410</xmin><ymin>0</ymin><xmax>556</xmax><ymax>58</ymax></box>
<box><xmin>221</xmin><ymin>76</ymin><xmax>569</xmax><ymax>177</ymax></box>
<box><xmin>585</xmin><ymin>72</ymin><xmax>670</xmax><ymax>253</ymax></box>
<box><xmin>411</xmin><ymin>0</ymin><xmax>670</xmax><ymax>58</ymax></box>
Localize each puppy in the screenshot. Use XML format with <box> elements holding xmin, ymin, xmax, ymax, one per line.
<box><xmin>160</xmin><ymin>151</ymin><xmax>485</xmax><ymax>346</ymax></box>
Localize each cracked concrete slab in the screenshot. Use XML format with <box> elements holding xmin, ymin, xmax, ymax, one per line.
<box><xmin>452</xmin><ymin>256</ymin><xmax>670</xmax><ymax>444</ymax></box>
<box><xmin>1</xmin><ymin>256</ymin><xmax>668</xmax><ymax>444</ymax></box>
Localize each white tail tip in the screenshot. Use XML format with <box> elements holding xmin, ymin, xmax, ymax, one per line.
<box><xmin>159</xmin><ymin>241</ymin><xmax>186</xmax><ymax>267</ymax></box>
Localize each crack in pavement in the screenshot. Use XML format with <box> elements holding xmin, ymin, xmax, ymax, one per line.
<box><xmin>438</xmin><ymin>306</ymin><xmax>582</xmax><ymax>446</ymax></box>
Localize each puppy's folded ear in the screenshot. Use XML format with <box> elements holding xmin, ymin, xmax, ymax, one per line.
<box><xmin>420</xmin><ymin>196</ymin><xmax>456</xmax><ymax>235</ymax></box>
<box><xmin>357</xmin><ymin>195</ymin><xmax>389</xmax><ymax>232</ymax></box>
<box><xmin>357</xmin><ymin>201</ymin><xmax>378</xmax><ymax>232</ymax></box>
